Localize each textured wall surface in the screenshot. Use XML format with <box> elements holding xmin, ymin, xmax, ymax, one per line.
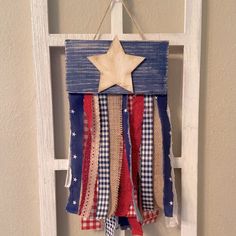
<box><xmin>198</xmin><ymin>1</ymin><xmax>236</xmax><ymax>235</ymax></box>
<box><xmin>0</xmin><ymin>0</ymin><xmax>236</xmax><ymax>236</ymax></box>
<box><xmin>0</xmin><ymin>0</ymin><xmax>40</xmax><ymax>235</ymax></box>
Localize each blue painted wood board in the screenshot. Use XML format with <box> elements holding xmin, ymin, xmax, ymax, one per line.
<box><xmin>65</xmin><ymin>40</ymin><xmax>169</xmax><ymax>95</ymax></box>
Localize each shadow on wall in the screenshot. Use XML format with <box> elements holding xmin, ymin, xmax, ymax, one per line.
<box><xmin>198</xmin><ymin>0</ymin><xmax>209</xmax><ymax>235</ymax></box>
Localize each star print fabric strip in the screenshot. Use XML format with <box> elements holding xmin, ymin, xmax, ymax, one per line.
<box><xmin>140</xmin><ymin>95</ymin><xmax>154</xmax><ymax>211</ymax></box>
<box><xmin>156</xmin><ymin>95</ymin><xmax>174</xmax><ymax>217</ymax></box>
<box><xmin>81</xmin><ymin>96</ymin><xmax>100</xmax><ymax>218</ymax></box>
<box><xmin>66</xmin><ymin>94</ymin><xmax>84</xmax><ymax>214</ymax></box>
<box><xmin>96</xmin><ymin>94</ymin><xmax>110</xmax><ymax>219</ymax></box>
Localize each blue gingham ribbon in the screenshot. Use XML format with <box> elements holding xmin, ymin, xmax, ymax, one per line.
<box><xmin>140</xmin><ymin>95</ymin><xmax>154</xmax><ymax>211</ymax></box>
<box><xmin>66</xmin><ymin>94</ymin><xmax>84</xmax><ymax>214</ymax></box>
<box><xmin>96</xmin><ymin>94</ymin><xmax>110</xmax><ymax>218</ymax></box>
<box><xmin>105</xmin><ymin>216</ymin><xmax>118</xmax><ymax>236</ymax></box>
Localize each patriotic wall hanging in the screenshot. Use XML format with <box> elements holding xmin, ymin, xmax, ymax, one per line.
<box><xmin>64</xmin><ymin>2</ymin><xmax>178</xmax><ymax>235</ymax></box>
<box><xmin>64</xmin><ymin>35</ymin><xmax>178</xmax><ymax>235</ymax></box>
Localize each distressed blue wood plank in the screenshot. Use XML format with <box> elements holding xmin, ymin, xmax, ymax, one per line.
<box><xmin>65</xmin><ymin>40</ymin><xmax>168</xmax><ymax>95</ymax></box>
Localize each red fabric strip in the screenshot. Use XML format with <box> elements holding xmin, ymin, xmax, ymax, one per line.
<box><xmin>79</xmin><ymin>95</ymin><xmax>93</xmax><ymax>215</ymax></box>
<box><xmin>129</xmin><ymin>96</ymin><xmax>144</xmax><ymax>198</ymax></box>
<box><xmin>128</xmin><ymin>217</ymin><xmax>143</xmax><ymax>236</ymax></box>
<box><xmin>81</xmin><ymin>181</ymin><xmax>102</xmax><ymax>230</ymax></box>
<box><xmin>128</xmin><ymin>96</ymin><xmax>145</xmax><ymax>235</ymax></box>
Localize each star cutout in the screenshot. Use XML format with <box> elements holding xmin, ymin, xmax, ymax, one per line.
<box><xmin>72</xmin><ymin>201</ymin><xmax>77</xmax><ymax>205</ymax></box>
<box><xmin>73</xmin><ymin>154</ymin><xmax>77</xmax><ymax>159</ymax></box>
<box><xmin>88</xmin><ymin>36</ymin><xmax>145</xmax><ymax>93</ymax></box>
<box><xmin>71</xmin><ymin>109</ymin><xmax>75</xmax><ymax>114</ymax></box>
<box><xmin>72</xmin><ymin>132</ymin><xmax>76</xmax><ymax>137</ymax></box>
<box><xmin>73</xmin><ymin>177</ymin><xmax>77</xmax><ymax>182</ymax></box>
<box><xmin>169</xmin><ymin>201</ymin><xmax>173</xmax><ymax>206</ymax></box>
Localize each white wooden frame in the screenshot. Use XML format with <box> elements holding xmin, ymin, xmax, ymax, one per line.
<box><xmin>31</xmin><ymin>0</ymin><xmax>202</xmax><ymax>235</ymax></box>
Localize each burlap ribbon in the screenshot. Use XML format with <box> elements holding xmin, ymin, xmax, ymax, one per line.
<box><xmin>107</xmin><ymin>95</ymin><xmax>123</xmax><ymax>216</ymax></box>
<box><xmin>81</xmin><ymin>96</ymin><xmax>100</xmax><ymax>217</ymax></box>
<box><xmin>153</xmin><ymin>97</ymin><xmax>164</xmax><ymax>209</ymax></box>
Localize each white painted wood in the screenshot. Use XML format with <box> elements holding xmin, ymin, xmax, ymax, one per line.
<box><xmin>48</xmin><ymin>33</ymin><xmax>187</xmax><ymax>46</ymax></box>
<box><xmin>111</xmin><ymin>0</ymin><xmax>123</xmax><ymax>36</ymax></box>
<box><xmin>181</xmin><ymin>1</ymin><xmax>202</xmax><ymax>236</ymax></box>
<box><xmin>31</xmin><ymin>0</ymin><xmax>202</xmax><ymax>235</ymax></box>
<box><xmin>111</xmin><ymin>2</ymin><xmax>125</xmax><ymax>236</ymax></box>
<box><xmin>31</xmin><ymin>0</ymin><xmax>57</xmax><ymax>236</ymax></box>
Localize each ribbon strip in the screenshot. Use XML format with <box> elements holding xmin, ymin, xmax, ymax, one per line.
<box><xmin>158</xmin><ymin>96</ymin><xmax>178</xmax><ymax>226</ymax></box>
<box><xmin>79</xmin><ymin>95</ymin><xmax>93</xmax><ymax>214</ymax></box>
<box><xmin>115</xmin><ymin>143</ymin><xmax>132</xmax><ymax>216</ymax></box>
<box><xmin>81</xmin><ymin>96</ymin><xmax>100</xmax><ymax>217</ymax></box>
<box><xmin>96</xmin><ymin>95</ymin><xmax>110</xmax><ymax>218</ymax></box>
<box><xmin>107</xmin><ymin>95</ymin><xmax>123</xmax><ymax>216</ymax></box>
<box><xmin>156</xmin><ymin>95</ymin><xmax>174</xmax><ymax>217</ymax></box>
<box><xmin>105</xmin><ymin>216</ymin><xmax>118</xmax><ymax>236</ymax></box>
<box><xmin>153</xmin><ymin>97</ymin><xmax>164</xmax><ymax>209</ymax></box>
<box><xmin>66</xmin><ymin>94</ymin><xmax>84</xmax><ymax>214</ymax></box>
<box><xmin>122</xmin><ymin>95</ymin><xmax>143</xmax><ymax>222</ymax></box>
<box><xmin>81</xmin><ymin>181</ymin><xmax>102</xmax><ymax>230</ymax></box>
<box><xmin>140</xmin><ymin>95</ymin><xmax>154</xmax><ymax>211</ymax></box>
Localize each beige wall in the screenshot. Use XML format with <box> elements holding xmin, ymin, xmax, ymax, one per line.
<box><xmin>0</xmin><ymin>0</ymin><xmax>40</xmax><ymax>235</ymax></box>
<box><xmin>0</xmin><ymin>0</ymin><xmax>236</xmax><ymax>236</ymax></box>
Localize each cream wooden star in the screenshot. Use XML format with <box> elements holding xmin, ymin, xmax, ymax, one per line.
<box><xmin>87</xmin><ymin>36</ymin><xmax>145</xmax><ymax>93</ymax></box>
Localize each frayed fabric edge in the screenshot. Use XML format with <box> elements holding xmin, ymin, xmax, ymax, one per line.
<box><xmin>165</xmin><ymin>106</ymin><xmax>179</xmax><ymax>228</ymax></box>
<box><xmin>65</xmin><ymin>133</ymin><xmax>72</xmax><ymax>188</ymax></box>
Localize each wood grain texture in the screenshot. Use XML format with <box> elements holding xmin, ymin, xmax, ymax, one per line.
<box><xmin>180</xmin><ymin>1</ymin><xmax>202</xmax><ymax>236</ymax></box>
<box><xmin>31</xmin><ymin>0</ymin><xmax>57</xmax><ymax>235</ymax></box>
<box><xmin>31</xmin><ymin>0</ymin><xmax>202</xmax><ymax>235</ymax></box>
<box><xmin>65</xmin><ymin>40</ymin><xmax>168</xmax><ymax>94</ymax></box>
<box><xmin>49</xmin><ymin>33</ymin><xmax>187</xmax><ymax>46</ymax></box>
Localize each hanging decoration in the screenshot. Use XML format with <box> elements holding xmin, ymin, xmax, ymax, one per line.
<box><xmin>65</xmin><ymin>1</ymin><xmax>178</xmax><ymax>235</ymax></box>
<box><xmin>65</xmin><ymin>36</ymin><xmax>178</xmax><ymax>235</ymax></box>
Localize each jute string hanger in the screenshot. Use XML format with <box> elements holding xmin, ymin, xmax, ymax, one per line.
<box><xmin>93</xmin><ymin>0</ymin><xmax>145</xmax><ymax>40</ymax></box>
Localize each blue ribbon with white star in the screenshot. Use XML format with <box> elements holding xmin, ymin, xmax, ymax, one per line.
<box><xmin>66</xmin><ymin>94</ymin><xmax>84</xmax><ymax>214</ymax></box>
<box><xmin>157</xmin><ymin>95</ymin><xmax>174</xmax><ymax>217</ymax></box>
<box><xmin>96</xmin><ymin>94</ymin><xmax>110</xmax><ymax>218</ymax></box>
